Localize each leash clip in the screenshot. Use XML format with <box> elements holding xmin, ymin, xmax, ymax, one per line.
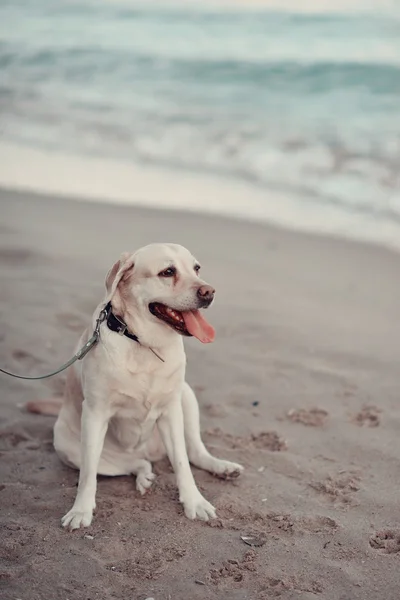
<box><xmin>94</xmin><ymin>305</ymin><xmax>109</xmax><ymax>337</ymax></box>
<box><xmin>76</xmin><ymin>306</ymin><xmax>109</xmax><ymax>361</ymax></box>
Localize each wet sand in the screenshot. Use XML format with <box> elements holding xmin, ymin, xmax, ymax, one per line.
<box><xmin>1</xmin><ymin>187</ymin><xmax>400</xmax><ymax>600</ymax></box>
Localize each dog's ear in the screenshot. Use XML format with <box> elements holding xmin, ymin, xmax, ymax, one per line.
<box><xmin>105</xmin><ymin>260</ymin><xmax>120</xmax><ymax>294</ymax></box>
<box><xmin>105</xmin><ymin>252</ymin><xmax>134</xmax><ymax>301</ymax></box>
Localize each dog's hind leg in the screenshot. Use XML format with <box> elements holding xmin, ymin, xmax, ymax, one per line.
<box><xmin>131</xmin><ymin>458</ymin><xmax>155</xmax><ymax>495</ymax></box>
<box><xmin>181</xmin><ymin>382</ymin><xmax>244</xmax><ymax>479</ymax></box>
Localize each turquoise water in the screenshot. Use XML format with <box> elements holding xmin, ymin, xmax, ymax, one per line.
<box><xmin>1</xmin><ymin>0</ymin><xmax>400</xmax><ymax>227</ymax></box>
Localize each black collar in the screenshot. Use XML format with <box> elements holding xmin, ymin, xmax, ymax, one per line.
<box><xmin>104</xmin><ymin>301</ymin><xmax>139</xmax><ymax>344</ymax></box>
<box><xmin>103</xmin><ymin>302</ymin><xmax>164</xmax><ymax>362</ymax></box>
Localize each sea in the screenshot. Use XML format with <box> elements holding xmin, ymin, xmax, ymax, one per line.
<box><xmin>1</xmin><ymin>0</ymin><xmax>400</xmax><ymax>248</ymax></box>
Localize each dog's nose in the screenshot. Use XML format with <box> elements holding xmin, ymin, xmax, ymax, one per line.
<box><xmin>197</xmin><ymin>285</ymin><xmax>215</xmax><ymax>301</ymax></box>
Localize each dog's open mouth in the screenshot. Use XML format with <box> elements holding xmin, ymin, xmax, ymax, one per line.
<box><xmin>149</xmin><ymin>303</ymin><xmax>215</xmax><ymax>343</ymax></box>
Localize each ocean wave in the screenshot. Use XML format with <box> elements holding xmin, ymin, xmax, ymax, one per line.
<box><xmin>2</xmin><ymin>42</ymin><xmax>400</xmax><ymax>97</ymax></box>
<box><xmin>1</xmin><ymin>0</ymin><xmax>399</xmax><ymax>240</ymax></box>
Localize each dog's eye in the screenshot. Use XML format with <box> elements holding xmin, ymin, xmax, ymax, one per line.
<box><xmin>158</xmin><ymin>267</ymin><xmax>176</xmax><ymax>278</ymax></box>
<box><xmin>194</xmin><ymin>264</ymin><xmax>201</xmax><ymax>274</ymax></box>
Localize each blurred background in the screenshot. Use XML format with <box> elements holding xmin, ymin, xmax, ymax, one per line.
<box><xmin>1</xmin><ymin>0</ymin><xmax>399</xmax><ymax>247</ymax></box>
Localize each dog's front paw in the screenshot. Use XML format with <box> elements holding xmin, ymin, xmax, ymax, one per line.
<box><xmin>212</xmin><ymin>459</ymin><xmax>244</xmax><ymax>480</ymax></box>
<box><xmin>181</xmin><ymin>491</ymin><xmax>216</xmax><ymax>521</ymax></box>
<box><xmin>61</xmin><ymin>506</ymin><xmax>94</xmax><ymax>531</ymax></box>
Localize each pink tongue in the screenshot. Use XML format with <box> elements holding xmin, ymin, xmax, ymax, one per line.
<box><xmin>182</xmin><ymin>310</ymin><xmax>215</xmax><ymax>343</ymax></box>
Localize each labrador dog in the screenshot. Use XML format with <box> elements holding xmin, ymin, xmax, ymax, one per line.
<box><xmin>28</xmin><ymin>243</ymin><xmax>243</xmax><ymax>530</ymax></box>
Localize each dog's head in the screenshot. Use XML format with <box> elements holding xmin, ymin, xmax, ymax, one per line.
<box><xmin>104</xmin><ymin>243</ymin><xmax>215</xmax><ymax>345</ymax></box>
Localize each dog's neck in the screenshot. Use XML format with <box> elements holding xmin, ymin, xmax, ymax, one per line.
<box><xmin>105</xmin><ymin>302</ymin><xmax>139</xmax><ymax>342</ymax></box>
<box><xmin>105</xmin><ymin>295</ymin><xmax>183</xmax><ymax>357</ymax></box>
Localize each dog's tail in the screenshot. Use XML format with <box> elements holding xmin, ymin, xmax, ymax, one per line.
<box><xmin>25</xmin><ymin>399</ymin><xmax>62</xmax><ymax>416</ymax></box>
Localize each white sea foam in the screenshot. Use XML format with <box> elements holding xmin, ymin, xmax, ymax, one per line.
<box><xmin>1</xmin><ymin>142</ymin><xmax>399</xmax><ymax>252</ymax></box>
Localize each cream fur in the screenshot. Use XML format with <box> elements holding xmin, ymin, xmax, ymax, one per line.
<box><xmin>54</xmin><ymin>243</ymin><xmax>243</xmax><ymax>530</ymax></box>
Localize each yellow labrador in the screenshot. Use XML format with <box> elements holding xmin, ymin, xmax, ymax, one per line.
<box><xmin>30</xmin><ymin>243</ymin><xmax>243</xmax><ymax>530</ymax></box>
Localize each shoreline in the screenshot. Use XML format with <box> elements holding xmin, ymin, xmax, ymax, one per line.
<box><xmin>1</xmin><ymin>141</ymin><xmax>399</xmax><ymax>254</ymax></box>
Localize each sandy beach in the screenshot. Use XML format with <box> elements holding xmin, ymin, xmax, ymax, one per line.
<box><xmin>1</xmin><ymin>187</ymin><xmax>400</xmax><ymax>600</ymax></box>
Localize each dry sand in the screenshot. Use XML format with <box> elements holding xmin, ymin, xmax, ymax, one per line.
<box><xmin>1</xmin><ymin>187</ymin><xmax>400</xmax><ymax>600</ymax></box>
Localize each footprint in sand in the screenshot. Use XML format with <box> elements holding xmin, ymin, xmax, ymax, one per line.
<box><xmin>209</xmin><ymin>497</ymin><xmax>337</xmax><ymax>539</ymax></box>
<box><xmin>205</xmin><ymin>428</ymin><xmax>287</xmax><ymax>452</ymax></box>
<box><xmin>250</xmin><ymin>431</ymin><xmax>287</xmax><ymax>451</ymax></box>
<box><xmin>296</xmin><ymin>515</ymin><xmax>338</xmax><ymax>534</ymax></box>
<box><xmin>0</xmin><ymin>428</ymin><xmax>30</xmax><ymax>450</ymax></box>
<box><xmin>204</xmin><ymin>403</ymin><xmax>228</xmax><ymax>418</ymax></box>
<box><xmin>0</xmin><ymin>421</ymin><xmax>53</xmax><ymax>452</ymax></box>
<box><xmin>286</xmin><ymin>407</ymin><xmax>329</xmax><ymax>427</ymax></box>
<box><xmin>110</xmin><ymin>544</ymin><xmax>186</xmax><ymax>579</ymax></box>
<box><xmin>209</xmin><ymin>550</ymin><xmax>257</xmax><ymax>585</ymax></box>
<box><xmin>209</xmin><ymin>503</ymin><xmax>296</xmax><ymax>535</ymax></box>
<box><xmin>258</xmin><ymin>575</ymin><xmax>323</xmax><ymax>598</ymax></box>
<box><xmin>0</xmin><ymin>247</ymin><xmax>33</xmax><ymax>265</ymax></box>
<box><xmin>11</xmin><ymin>348</ymin><xmax>43</xmax><ymax>368</ymax></box>
<box><xmin>0</xmin><ymin>521</ymin><xmax>36</xmax><ymax>575</ymax></box>
<box><xmin>310</xmin><ymin>471</ymin><xmax>361</xmax><ymax>507</ymax></box>
<box><xmin>369</xmin><ymin>529</ymin><xmax>400</xmax><ymax>554</ymax></box>
<box><xmin>351</xmin><ymin>404</ymin><xmax>381</xmax><ymax>427</ymax></box>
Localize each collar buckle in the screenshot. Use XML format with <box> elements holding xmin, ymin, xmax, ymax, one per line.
<box><xmin>112</xmin><ymin>313</ymin><xmax>128</xmax><ymax>335</ymax></box>
<box><xmin>118</xmin><ymin>323</ymin><xmax>127</xmax><ymax>336</ymax></box>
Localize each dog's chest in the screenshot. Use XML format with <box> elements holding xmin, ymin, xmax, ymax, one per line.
<box><xmin>108</xmin><ymin>405</ymin><xmax>159</xmax><ymax>451</ymax></box>
<box><xmin>108</xmin><ymin>371</ymin><xmax>179</xmax><ymax>449</ymax></box>
<box><xmin>112</xmin><ymin>368</ymin><xmax>178</xmax><ymax>409</ymax></box>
